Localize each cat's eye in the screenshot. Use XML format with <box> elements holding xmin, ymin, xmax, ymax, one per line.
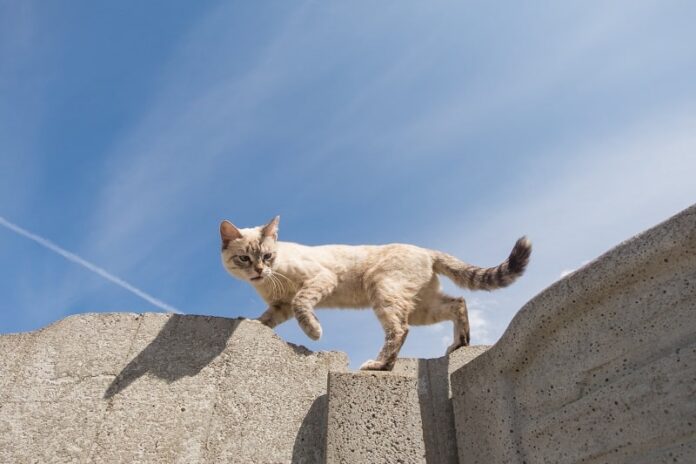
<box><xmin>263</xmin><ymin>253</ymin><xmax>273</xmax><ymax>261</ymax></box>
<box><xmin>238</xmin><ymin>255</ymin><xmax>250</xmax><ymax>262</ymax></box>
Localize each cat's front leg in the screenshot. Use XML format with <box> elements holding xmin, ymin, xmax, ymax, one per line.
<box><xmin>292</xmin><ymin>272</ymin><xmax>337</xmax><ymax>340</ymax></box>
<box><xmin>257</xmin><ymin>303</ymin><xmax>292</xmax><ymax>328</ymax></box>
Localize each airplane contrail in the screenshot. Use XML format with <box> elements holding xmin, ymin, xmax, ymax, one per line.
<box><xmin>0</xmin><ymin>215</ymin><xmax>183</xmax><ymax>314</ymax></box>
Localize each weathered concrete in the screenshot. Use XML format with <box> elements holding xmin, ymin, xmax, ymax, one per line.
<box><xmin>0</xmin><ymin>313</ymin><xmax>347</xmax><ymax>463</ymax></box>
<box><xmin>451</xmin><ymin>204</ymin><xmax>696</xmax><ymax>463</ymax></box>
<box><xmin>326</xmin><ymin>346</ymin><xmax>489</xmax><ymax>464</ymax></box>
<box><xmin>327</xmin><ymin>371</ymin><xmax>424</xmax><ymax>463</ymax></box>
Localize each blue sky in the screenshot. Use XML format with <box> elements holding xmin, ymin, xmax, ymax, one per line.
<box><xmin>2</xmin><ymin>1</ymin><xmax>696</xmax><ymax>368</ymax></box>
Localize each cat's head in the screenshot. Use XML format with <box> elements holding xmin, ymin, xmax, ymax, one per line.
<box><xmin>220</xmin><ymin>216</ymin><xmax>279</xmax><ymax>285</ymax></box>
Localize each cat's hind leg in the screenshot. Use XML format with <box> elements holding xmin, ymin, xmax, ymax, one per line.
<box><xmin>409</xmin><ymin>292</ymin><xmax>470</xmax><ymax>355</ymax></box>
<box><xmin>437</xmin><ymin>293</ymin><xmax>470</xmax><ymax>355</ymax></box>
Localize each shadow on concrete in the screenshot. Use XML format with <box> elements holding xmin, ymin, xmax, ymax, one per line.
<box><xmin>104</xmin><ymin>315</ymin><xmax>238</xmax><ymax>399</ymax></box>
<box><xmin>292</xmin><ymin>394</ymin><xmax>328</xmax><ymax>464</ymax></box>
<box><xmin>418</xmin><ymin>356</ymin><xmax>458</xmax><ymax>464</ymax></box>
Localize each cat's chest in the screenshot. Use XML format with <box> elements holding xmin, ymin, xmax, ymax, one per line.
<box><xmin>254</xmin><ymin>279</ymin><xmax>298</xmax><ymax>304</ymax></box>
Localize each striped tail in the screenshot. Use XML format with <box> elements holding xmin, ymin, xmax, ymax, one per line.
<box><xmin>432</xmin><ymin>237</ymin><xmax>532</xmax><ymax>291</ymax></box>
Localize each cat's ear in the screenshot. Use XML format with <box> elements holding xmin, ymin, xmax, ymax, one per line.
<box><xmin>220</xmin><ymin>220</ymin><xmax>242</xmax><ymax>249</ymax></box>
<box><xmin>261</xmin><ymin>215</ymin><xmax>280</xmax><ymax>241</ymax></box>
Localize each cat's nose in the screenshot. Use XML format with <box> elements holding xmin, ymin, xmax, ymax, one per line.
<box><xmin>254</xmin><ymin>265</ymin><xmax>264</xmax><ymax>274</ymax></box>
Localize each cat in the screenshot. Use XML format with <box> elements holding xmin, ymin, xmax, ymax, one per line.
<box><xmin>220</xmin><ymin>216</ymin><xmax>531</xmax><ymax>371</ymax></box>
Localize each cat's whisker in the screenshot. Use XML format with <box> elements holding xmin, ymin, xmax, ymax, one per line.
<box><xmin>271</xmin><ymin>274</ymin><xmax>284</xmax><ymax>299</ymax></box>
<box><xmin>272</xmin><ymin>270</ymin><xmax>296</xmax><ymax>292</ymax></box>
<box><xmin>273</xmin><ymin>275</ymin><xmax>283</xmax><ymax>299</ymax></box>
<box><xmin>273</xmin><ymin>273</ymin><xmax>289</xmax><ymax>296</ymax></box>
<box><xmin>267</xmin><ymin>274</ymin><xmax>279</xmax><ymax>299</ymax></box>
<box><xmin>268</xmin><ymin>275</ymin><xmax>279</xmax><ymax>299</ymax></box>
<box><xmin>270</xmin><ymin>273</ymin><xmax>287</xmax><ymax>298</ymax></box>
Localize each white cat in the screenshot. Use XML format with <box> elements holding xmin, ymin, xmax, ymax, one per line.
<box><xmin>220</xmin><ymin>216</ymin><xmax>531</xmax><ymax>370</ymax></box>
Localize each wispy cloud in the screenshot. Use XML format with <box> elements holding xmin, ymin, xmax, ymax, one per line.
<box><xmin>0</xmin><ymin>216</ymin><xmax>182</xmax><ymax>314</ymax></box>
<box><xmin>467</xmin><ymin>299</ymin><xmax>494</xmax><ymax>344</ymax></box>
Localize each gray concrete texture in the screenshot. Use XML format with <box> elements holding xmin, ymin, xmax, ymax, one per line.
<box><xmin>451</xmin><ymin>203</ymin><xmax>696</xmax><ymax>463</ymax></box>
<box><xmin>325</xmin><ymin>346</ymin><xmax>489</xmax><ymax>464</ymax></box>
<box><xmin>0</xmin><ymin>314</ymin><xmax>347</xmax><ymax>463</ymax></box>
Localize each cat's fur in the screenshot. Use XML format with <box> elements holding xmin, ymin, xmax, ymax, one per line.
<box><xmin>220</xmin><ymin>216</ymin><xmax>531</xmax><ymax>371</ymax></box>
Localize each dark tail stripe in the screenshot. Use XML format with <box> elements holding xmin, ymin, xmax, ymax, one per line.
<box><xmin>433</xmin><ymin>237</ymin><xmax>531</xmax><ymax>291</ymax></box>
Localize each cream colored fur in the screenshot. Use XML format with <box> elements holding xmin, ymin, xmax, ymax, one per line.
<box><xmin>220</xmin><ymin>216</ymin><xmax>531</xmax><ymax>371</ymax></box>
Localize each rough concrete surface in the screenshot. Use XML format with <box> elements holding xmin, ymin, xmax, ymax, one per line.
<box><xmin>326</xmin><ymin>346</ymin><xmax>489</xmax><ymax>464</ymax></box>
<box><xmin>451</xmin><ymin>204</ymin><xmax>696</xmax><ymax>463</ymax></box>
<box><xmin>327</xmin><ymin>371</ymin><xmax>424</xmax><ymax>463</ymax></box>
<box><xmin>0</xmin><ymin>314</ymin><xmax>347</xmax><ymax>463</ymax></box>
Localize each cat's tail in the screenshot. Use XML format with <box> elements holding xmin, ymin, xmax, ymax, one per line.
<box><xmin>431</xmin><ymin>237</ymin><xmax>532</xmax><ymax>291</ymax></box>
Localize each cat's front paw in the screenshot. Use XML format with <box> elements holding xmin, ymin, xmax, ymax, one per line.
<box><xmin>304</xmin><ymin>323</ymin><xmax>322</xmax><ymax>341</ymax></box>
<box><xmin>297</xmin><ymin>312</ymin><xmax>322</xmax><ymax>340</ymax></box>
<box><xmin>359</xmin><ymin>359</ymin><xmax>388</xmax><ymax>371</ymax></box>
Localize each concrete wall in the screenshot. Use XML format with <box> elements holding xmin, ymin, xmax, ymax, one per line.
<box><xmin>451</xmin><ymin>204</ymin><xmax>696</xmax><ymax>463</ymax></box>
<box><xmin>0</xmin><ymin>314</ymin><xmax>347</xmax><ymax>463</ymax></box>
<box><xmin>0</xmin><ymin>309</ymin><xmax>487</xmax><ymax>464</ymax></box>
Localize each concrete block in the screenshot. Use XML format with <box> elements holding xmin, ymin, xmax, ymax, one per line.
<box><xmin>327</xmin><ymin>371</ymin><xmax>425</xmax><ymax>463</ymax></box>
<box><xmin>326</xmin><ymin>346</ymin><xmax>489</xmax><ymax>464</ymax></box>
<box><xmin>451</xmin><ymin>204</ymin><xmax>696</xmax><ymax>463</ymax></box>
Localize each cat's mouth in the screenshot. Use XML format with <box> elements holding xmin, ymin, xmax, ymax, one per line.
<box><xmin>250</xmin><ymin>276</ymin><xmax>263</xmax><ymax>282</ymax></box>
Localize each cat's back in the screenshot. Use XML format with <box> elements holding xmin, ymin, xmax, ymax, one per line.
<box><xmin>278</xmin><ymin>241</ymin><xmax>376</xmax><ymax>264</ymax></box>
<box><xmin>279</xmin><ymin>241</ymin><xmax>432</xmax><ymax>270</ymax></box>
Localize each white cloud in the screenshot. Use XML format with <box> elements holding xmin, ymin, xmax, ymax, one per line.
<box><xmin>440</xmin><ymin>334</ymin><xmax>452</xmax><ymax>348</ymax></box>
<box><xmin>467</xmin><ymin>299</ymin><xmax>494</xmax><ymax>345</ymax></box>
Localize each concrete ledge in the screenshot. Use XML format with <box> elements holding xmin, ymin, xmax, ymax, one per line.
<box><xmin>451</xmin><ymin>204</ymin><xmax>696</xmax><ymax>463</ymax></box>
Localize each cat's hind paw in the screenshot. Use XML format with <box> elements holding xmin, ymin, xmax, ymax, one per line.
<box><xmin>359</xmin><ymin>359</ymin><xmax>388</xmax><ymax>371</ymax></box>
<box><xmin>446</xmin><ymin>342</ymin><xmax>464</xmax><ymax>355</ymax></box>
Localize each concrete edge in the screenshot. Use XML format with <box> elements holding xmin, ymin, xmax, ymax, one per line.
<box><xmin>2</xmin><ymin>312</ymin><xmax>349</xmax><ymax>364</ymax></box>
